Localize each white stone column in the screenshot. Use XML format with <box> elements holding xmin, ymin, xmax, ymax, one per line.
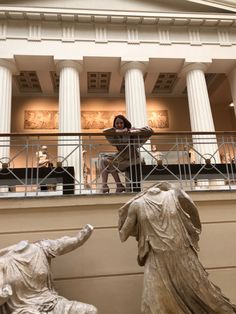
<box><xmin>57</xmin><ymin>60</ymin><xmax>83</xmax><ymax>192</ymax></box>
<box><xmin>0</xmin><ymin>60</ymin><xmax>17</xmax><ymax>168</ymax></box>
<box><xmin>228</xmin><ymin>67</ymin><xmax>236</xmax><ymax>116</ymax></box>
<box><xmin>121</xmin><ymin>61</ymin><xmax>147</xmax><ymax>127</ymax></box>
<box><xmin>184</xmin><ymin>63</ymin><xmax>220</xmax><ymax>163</ymax></box>
<box><xmin>121</xmin><ymin>61</ymin><xmax>152</xmax><ymax>164</ymax></box>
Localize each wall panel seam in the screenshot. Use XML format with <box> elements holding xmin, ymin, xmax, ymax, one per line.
<box><xmin>54</xmin><ymin>266</ymin><xmax>236</xmax><ymax>281</ymax></box>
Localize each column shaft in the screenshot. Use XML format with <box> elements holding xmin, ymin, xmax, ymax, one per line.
<box><xmin>123</xmin><ymin>62</ymin><xmax>152</xmax><ymax>164</ymax></box>
<box><xmin>186</xmin><ymin>66</ymin><xmax>220</xmax><ymax>163</ymax></box>
<box><xmin>0</xmin><ymin>64</ymin><xmax>12</xmax><ymax>163</ymax></box>
<box><xmin>58</xmin><ymin>62</ymin><xmax>83</xmax><ymax>191</ymax></box>
<box><xmin>125</xmin><ymin>67</ymin><xmax>147</xmax><ymax>127</ymax></box>
<box><xmin>59</xmin><ymin>66</ymin><xmax>81</xmax><ymax>132</ymax></box>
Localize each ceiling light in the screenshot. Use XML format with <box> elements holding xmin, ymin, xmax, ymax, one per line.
<box><xmin>229</xmin><ymin>102</ymin><xmax>234</xmax><ymax>107</ymax></box>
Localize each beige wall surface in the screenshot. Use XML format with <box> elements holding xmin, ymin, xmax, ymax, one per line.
<box><xmin>209</xmin><ymin>78</ymin><xmax>236</xmax><ymax>131</ymax></box>
<box><xmin>11</xmin><ymin>93</ymin><xmax>234</xmax><ymax>135</ymax></box>
<box><xmin>11</xmin><ymin>96</ymin><xmax>58</xmax><ymax>134</ymax></box>
<box><xmin>0</xmin><ymin>191</ymin><xmax>236</xmax><ymax>314</ymax></box>
<box><xmin>147</xmin><ymin>97</ymin><xmax>191</xmax><ymax>131</ymax></box>
<box><xmin>11</xmin><ymin>96</ymin><xmax>191</xmax><ymax>133</ymax></box>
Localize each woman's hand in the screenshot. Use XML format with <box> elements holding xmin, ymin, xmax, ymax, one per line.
<box><xmin>129</xmin><ymin>129</ymin><xmax>140</xmax><ymax>134</ymax></box>
<box><xmin>115</xmin><ymin>128</ymin><xmax>128</xmax><ymax>134</ymax></box>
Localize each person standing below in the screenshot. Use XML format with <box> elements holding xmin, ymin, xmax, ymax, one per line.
<box><xmin>100</xmin><ymin>115</ymin><xmax>153</xmax><ymax>193</ymax></box>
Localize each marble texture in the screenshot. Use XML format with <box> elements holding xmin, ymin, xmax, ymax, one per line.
<box><xmin>119</xmin><ymin>182</ymin><xmax>236</xmax><ymax>314</ymax></box>
<box><xmin>0</xmin><ymin>225</ymin><xmax>97</xmax><ymax>314</ymax></box>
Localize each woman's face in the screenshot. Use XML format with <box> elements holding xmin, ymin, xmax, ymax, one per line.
<box><xmin>114</xmin><ymin>117</ymin><xmax>125</xmax><ymax>130</ymax></box>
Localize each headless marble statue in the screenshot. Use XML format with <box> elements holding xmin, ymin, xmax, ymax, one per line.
<box><xmin>119</xmin><ymin>182</ymin><xmax>236</xmax><ymax>314</ymax></box>
<box><xmin>0</xmin><ymin>224</ymin><xmax>97</xmax><ymax>314</ymax></box>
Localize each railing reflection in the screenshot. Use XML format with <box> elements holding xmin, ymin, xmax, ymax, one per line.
<box><xmin>0</xmin><ymin>131</ymin><xmax>235</xmax><ymax>197</ymax></box>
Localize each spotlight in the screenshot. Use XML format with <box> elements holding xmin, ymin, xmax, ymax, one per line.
<box><xmin>229</xmin><ymin>103</ymin><xmax>234</xmax><ymax>107</ymax></box>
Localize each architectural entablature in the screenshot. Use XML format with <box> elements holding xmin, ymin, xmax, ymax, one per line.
<box><xmin>0</xmin><ymin>6</ymin><xmax>235</xmax><ymax>27</ymax></box>
<box><xmin>0</xmin><ymin>7</ymin><xmax>235</xmax><ymax>51</ymax></box>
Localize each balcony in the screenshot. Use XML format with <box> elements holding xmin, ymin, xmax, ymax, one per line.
<box><xmin>0</xmin><ymin>131</ymin><xmax>235</xmax><ymax>198</ymax></box>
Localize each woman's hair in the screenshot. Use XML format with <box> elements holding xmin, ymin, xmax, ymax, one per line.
<box><xmin>113</xmin><ymin>115</ymin><xmax>132</xmax><ymax>129</ymax></box>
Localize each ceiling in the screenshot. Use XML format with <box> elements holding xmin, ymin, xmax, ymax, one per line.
<box><xmin>12</xmin><ymin>55</ymin><xmax>233</xmax><ymax>99</ymax></box>
<box><xmin>0</xmin><ymin>0</ymin><xmax>233</xmax><ymax>13</ymax></box>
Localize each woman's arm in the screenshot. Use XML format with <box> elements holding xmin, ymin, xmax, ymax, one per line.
<box><xmin>129</xmin><ymin>126</ymin><xmax>153</xmax><ymax>135</ymax></box>
<box><xmin>103</xmin><ymin>127</ymin><xmax>119</xmax><ymax>146</ymax></box>
<box><xmin>130</xmin><ymin>126</ymin><xmax>154</xmax><ymax>145</ymax></box>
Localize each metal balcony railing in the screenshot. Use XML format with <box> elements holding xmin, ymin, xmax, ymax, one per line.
<box><xmin>0</xmin><ymin>131</ymin><xmax>235</xmax><ymax>197</ymax></box>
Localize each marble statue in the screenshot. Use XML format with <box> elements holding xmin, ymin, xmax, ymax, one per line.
<box><xmin>0</xmin><ymin>224</ymin><xmax>98</xmax><ymax>314</ymax></box>
<box><xmin>36</xmin><ymin>145</ymin><xmax>52</xmax><ymax>168</ymax></box>
<box><xmin>119</xmin><ymin>182</ymin><xmax>236</xmax><ymax>314</ymax></box>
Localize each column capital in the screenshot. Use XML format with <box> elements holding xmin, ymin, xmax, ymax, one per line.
<box><xmin>120</xmin><ymin>61</ymin><xmax>147</xmax><ymax>75</ymax></box>
<box><xmin>180</xmin><ymin>62</ymin><xmax>211</xmax><ymax>77</ymax></box>
<box><xmin>0</xmin><ymin>59</ymin><xmax>18</xmax><ymax>74</ymax></box>
<box><xmin>55</xmin><ymin>60</ymin><xmax>83</xmax><ymax>74</ymax></box>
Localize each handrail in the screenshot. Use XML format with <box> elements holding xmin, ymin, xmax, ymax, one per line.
<box><xmin>0</xmin><ymin>131</ymin><xmax>235</xmax><ymax>197</ymax></box>
<box><xmin>0</xmin><ymin>131</ymin><xmax>236</xmax><ymax>137</ymax></box>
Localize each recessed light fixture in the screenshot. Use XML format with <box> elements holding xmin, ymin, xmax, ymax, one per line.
<box><xmin>229</xmin><ymin>102</ymin><xmax>234</xmax><ymax>107</ymax></box>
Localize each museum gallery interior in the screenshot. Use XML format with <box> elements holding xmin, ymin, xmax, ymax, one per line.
<box><xmin>0</xmin><ymin>0</ymin><xmax>235</xmax><ymax>313</ymax></box>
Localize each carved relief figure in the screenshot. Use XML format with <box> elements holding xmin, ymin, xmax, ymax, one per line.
<box><xmin>81</xmin><ymin>111</ymin><xmax>125</xmax><ymax>130</ymax></box>
<box><xmin>119</xmin><ymin>182</ymin><xmax>236</xmax><ymax>314</ymax></box>
<box><xmin>0</xmin><ymin>225</ymin><xmax>97</xmax><ymax>314</ymax></box>
<box><xmin>24</xmin><ymin>111</ymin><xmax>58</xmax><ymax>129</ymax></box>
<box><xmin>147</xmin><ymin>110</ymin><xmax>169</xmax><ymax>129</ymax></box>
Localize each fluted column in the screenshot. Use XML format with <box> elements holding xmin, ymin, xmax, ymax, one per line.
<box><xmin>57</xmin><ymin>60</ymin><xmax>83</xmax><ymax>192</ymax></box>
<box><xmin>228</xmin><ymin>67</ymin><xmax>236</xmax><ymax>116</ymax></box>
<box><xmin>184</xmin><ymin>63</ymin><xmax>220</xmax><ymax>163</ymax></box>
<box><xmin>121</xmin><ymin>61</ymin><xmax>152</xmax><ymax>164</ymax></box>
<box><xmin>0</xmin><ymin>60</ymin><xmax>17</xmax><ymax>168</ymax></box>
<box><xmin>121</xmin><ymin>62</ymin><xmax>147</xmax><ymax>127</ymax></box>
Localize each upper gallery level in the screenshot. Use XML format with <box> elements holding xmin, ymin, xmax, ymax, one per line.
<box><xmin>0</xmin><ymin>0</ymin><xmax>235</xmax><ymax>62</ymax></box>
